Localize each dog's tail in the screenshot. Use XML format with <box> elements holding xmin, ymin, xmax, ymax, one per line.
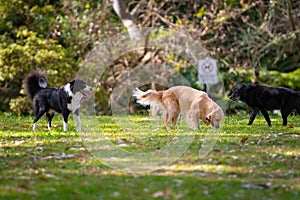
<box><xmin>133</xmin><ymin>88</ymin><xmax>163</xmax><ymax>106</ymax></box>
<box><xmin>24</xmin><ymin>69</ymin><xmax>47</xmax><ymax>100</ymax></box>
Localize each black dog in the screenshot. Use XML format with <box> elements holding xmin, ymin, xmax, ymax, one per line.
<box><xmin>229</xmin><ymin>83</ymin><xmax>300</xmax><ymax>127</ymax></box>
<box><xmin>24</xmin><ymin>69</ymin><xmax>92</xmax><ymax>131</ymax></box>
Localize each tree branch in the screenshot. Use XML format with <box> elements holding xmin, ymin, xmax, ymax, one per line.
<box><xmin>110</xmin><ymin>0</ymin><xmax>141</xmax><ymax>40</ymax></box>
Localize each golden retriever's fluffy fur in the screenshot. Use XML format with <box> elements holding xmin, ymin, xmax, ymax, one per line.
<box><xmin>133</xmin><ymin>86</ymin><xmax>224</xmax><ymax>130</ymax></box>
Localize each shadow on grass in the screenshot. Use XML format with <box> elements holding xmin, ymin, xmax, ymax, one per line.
<box><xmin>0</xmin><ymin>114</ymin><xmax>300</xmax><ymax>199</ymax></box>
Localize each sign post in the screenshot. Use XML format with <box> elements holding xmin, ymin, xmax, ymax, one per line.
<box><xmin>198</xmin><ymin>58</ymin><xmax>218</xmax><ymax>95</ymax></box>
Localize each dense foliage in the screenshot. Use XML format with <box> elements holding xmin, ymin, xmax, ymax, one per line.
<box><xmin>0</xmin><ymin>0</ymin><xmax>118</xmax><ymax>114</ymax></box>
<box><xmin>0</xmin><ymin>0</ymin><xmax>299</xmax><ymax>115</ymax></box>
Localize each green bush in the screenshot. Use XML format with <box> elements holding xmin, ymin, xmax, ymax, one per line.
<box><xmin>269</xmin><ymin>69</ymin><xmax>300</xmax><ymax>90</ymax></box>
<box><xmin>9</xmin><ymin>96</ymin><xmax>32</xmax><ymax>116</ymax></box>
<box><xmin>0</xmin><ymin>28</ymin><xmax>78</xmax><ymax>114</ymax></box>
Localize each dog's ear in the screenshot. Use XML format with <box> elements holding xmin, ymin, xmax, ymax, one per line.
<box><xmin>205</xmin><ymin>114</ymin><xmax>211</xmax><ymax>125</ymax></box>
<box><xmin>69</xmin><ymin>80</ymin><xmax>75</xmax><ymax>93</ymax></box>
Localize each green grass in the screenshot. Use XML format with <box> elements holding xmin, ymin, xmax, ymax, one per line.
<box><xmin>0</xmin><ymin>113</ymin><xmax>300</xmax><ymax>200</ymax></box>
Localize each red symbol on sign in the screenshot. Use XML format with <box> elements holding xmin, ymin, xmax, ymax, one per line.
<box><xmin>202</xmin><ymin>62</ymin><xmax>214</xmax><ymax>73</ymax></box>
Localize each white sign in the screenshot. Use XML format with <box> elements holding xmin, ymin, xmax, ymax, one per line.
<box><xmin>198</xmin><ymin>58</ymin><xmax>218</xmax><ymax>84</ymax></box>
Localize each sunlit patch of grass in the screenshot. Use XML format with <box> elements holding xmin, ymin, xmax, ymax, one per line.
<box><xmin>0</xmin><ymin>113</ymin><xmax>300</xmax><ymax>199</ymax></box>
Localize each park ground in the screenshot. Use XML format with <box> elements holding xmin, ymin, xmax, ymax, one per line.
<box><xmin>0</xmin><ymin>113</ymin><xmax>299</xmax><ymax>200</ymax></box>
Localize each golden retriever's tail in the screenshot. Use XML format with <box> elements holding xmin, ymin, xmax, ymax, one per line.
<box><xmin>133</xmin><ymin>88</ymin><xmax>163</xmax><ymax>106</ymax></box>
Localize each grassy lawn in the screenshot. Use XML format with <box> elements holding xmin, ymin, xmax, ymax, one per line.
<box><xmin>0</xmin><ymin>113</ymin><xmax>300</xmax><ymax>200</ymax></box>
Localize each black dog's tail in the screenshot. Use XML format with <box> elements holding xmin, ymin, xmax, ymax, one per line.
<box><xmin>24</xmin><ymin>69</ymin><xmax>47</xmax><ymax>100</ymax></box>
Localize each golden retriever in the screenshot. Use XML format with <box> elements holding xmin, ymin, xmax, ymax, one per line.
<box><xmin>133</xmin><ymin>86</ymin><xmax>224</xmax><ymax>130</ymax></box>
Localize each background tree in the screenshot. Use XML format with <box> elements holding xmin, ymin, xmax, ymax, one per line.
<box><xmin>0</xmin><ymin>0</ymin><xmax>119</xmax><ymax>114</ymax></box>
<box><xmin>110</xmin><ymin>0</ymin><xmax>141</xmax><ymax>39</ymax></box>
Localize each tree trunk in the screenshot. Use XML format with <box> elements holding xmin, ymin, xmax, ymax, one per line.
<box><xmin>252</xmin><ymin>66</ymin><xmax>260</xmax><ymax>84</ymax></box>
<box><xmin>110</xmin><ymin>0</ymin><xmax>141</xmax><ymax>40</ymax></box>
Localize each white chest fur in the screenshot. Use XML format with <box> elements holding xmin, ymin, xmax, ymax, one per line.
<box><xmin>67</xmin><ymin>92</ymin><xmax>83</xmax><ymax>113</ymax></box>
<box><xmin>64</xmin><ymin>83</ymin><xmax>83</xmax><ymax>113</ymax></box>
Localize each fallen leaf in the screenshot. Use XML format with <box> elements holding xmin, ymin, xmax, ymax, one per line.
<box><xmin>152</xmin><ymin>189</ymin><xmax>171</xmax><ymax>198</ymax></box>
<box><xmin>18</xmin><ymin>183</ymin><xmax>30</xmax><ymax>190</ymax></box>
<box><xmin>14</xmin><ymin>140</ymin><xmax>25</xmax><ymax>145</ymax></box>
<box><xmin>34</xmin><ymin>147</ymin><xmax>44</xmax><ymax>151</ymax></box>
<box><xmin>242</xmin><ymin>183</ymin><xmax>270</xmax><ymax>190</ymax></box>
<box><xmin>213</xmin><ymin>149</ymin><xmax>221</xmax><ymax>153</ymax></box>
<box><xmin>240</xmin><ymin>136</ymin><xmax>248</xmax><ymax>145</ymax></box>
<box><xmin>65</xmin><ymin>146</ymin><xmax>71</xmax><ymax>150</ymax></box>
<box><xmin>39</xmin><ymin>176</ymin><xmax>49</xmax><ymax>181</ymax></box>
<box><xmin>112</xmin><ymin>191</ymin><xmax>120</xmax><ymax>197</ymax></box>
<box><xmin>42</xmin><ymin>153</ymin><xmax>75</xmax><ymax>160</ymax></box>
<box><xmin>9</xmin><ymin>160</ymin><xmax>23</xmax><ymax>165</ymax></box>
<box><xmin>231</xmin><ymin>155</ymin><xmax>239</xmax><ymax>160</ymax></box>
<box><xmin>174</xmin><ymin>179</ymin><xmax>183</xmax><ymax>187</ymax></box>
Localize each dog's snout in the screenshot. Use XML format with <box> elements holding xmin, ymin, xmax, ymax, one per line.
<box><xmin>229</xmin><ymin>93</ymin><xmax>239</xmax><ymax>101</ymax></box>
<box><xmin>214</xmin><ymin>124</ymin><xmax>220</xmax><ymax>129</ymax></box>
<box><xmin>85</xmin><ymin>85</ymin><xmax>92</xmax><ymax>91</ymax></box>
<box><xmin>211</xmin><ymin>121</ymin><xmax>221</xmax><ymax>128</ymax></box>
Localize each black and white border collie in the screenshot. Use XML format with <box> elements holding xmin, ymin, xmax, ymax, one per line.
<box><xmin>24</xmin><ymin>69</ymin><xmax>92</xmax><ymax>131</ymax></box>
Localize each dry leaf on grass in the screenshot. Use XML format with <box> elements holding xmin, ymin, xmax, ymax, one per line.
<box><xmin>152</xmin><ymin>189</ymin><xmax>171</xmax><ymax>198</ymax></box>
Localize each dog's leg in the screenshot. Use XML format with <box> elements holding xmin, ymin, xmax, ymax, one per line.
<box><xmin>164</xmin><ymin>112</ymin><xmax>171</xmax><ymax>131</ymax></box>
<box><xmin>188</xmin><ymin>101</ymin><xmax>201</xmax><ymax>129</ymax></box>
<box><xmin>161</xmin><ymin>91</ymin><xmax>180</xmax><ymax>130</ymax></box>
<box><xmin>187</xmin><ymin>111</ymin><xmax>200</xmax><ymax>129</ymax></box>
<box><xmin>46</xmin><ymin>112</ymin><xmax>54</xmax><ymax>130</ymax></box>
<box><xmin>74</xmin><ymin>110</ymin><xmax>81</xmax><ymax>131</ymax></box>
<box><xmin>74</xmin><ymin>115</ymin><xmax>81</xmax><ymax>131</ymax></box>
<box><xmin>259</xmin><ymin>108</ymin><xmax>272</xmax><ymax>127</ymax></box>
<box><xmin>281</xmin><ymin>106</ymin><xmax>293</xmax><ymax>126</ymax></box>
<box><xmin>296</xmin><ymin>105</ymin><xmax>300</xmax><ymax>115</ymax></box>
<box><xmin>166</xmin><ymin>110</ymin><xmax>179</xmax><ymax>130</ymax></box>
<box><xmin>172</xmin><ymin>111</ymin><xmax>180</xmax><ymax>129</ymax></box>
<box><xmin>297</xmin><ymin>109</ymin><xmax>300</xmax><ymax>116</ymax></box>
<box><xmin>191</xmin><ymin>117</ymin><xmax>200</xmax><ymax>130</ymax></box>
<box><xmin>32</xmin><ymin>107</ymin><xmax>47</xmax><ymax>131</ymax></box>
<box><xmin>165</xmin><ymin>109</ymin><xmax>179</xmax><ymax>130</ymax></box>
<box><xmin>33</xmin><ymin>122</ymin><xmax>37</xmax><ymax>131</ymax></box>
<box><xmin>62</xmin><ymin>113</ymin><xmax>70</xmax><ymax>131</ymax></box>
<box><xmin>63</xmin><ymin>119</ymin><xmax>68</xmax><ymax>131</ymax></box>
<box><xmin>248</xmin><ymin>108</ymin><xmax>259</xmax><ymax>125</ymax></box>
<box><xmin>161</xmin><ymin>97</ymin><xmax>171</xmax><ymax>131</ymax></box>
